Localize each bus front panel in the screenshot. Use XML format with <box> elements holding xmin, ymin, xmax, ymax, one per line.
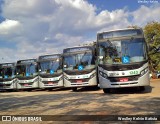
<box><xmin>63</xmin><ymin>69</ymin><xmax>97</xmax><ymax>87</ymax></box>
<box><xmin>98</xmin><ymin>62</ymin><xmax>150</xmax><ymax>88</ymax></box>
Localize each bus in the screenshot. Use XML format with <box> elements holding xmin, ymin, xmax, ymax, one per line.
<box><xmin>96</xmin><ymin>28</ymin><xmax>150</xmax><ymax>93</ymax></box>
<box><xmin>63</xmin><ymin>45</ymin><xmax>97</xmax><ymax>91</ymax></box>
<box><xmin>0</xmin><ymin>63</ymin><xmax>17</xmax><ymax>91</ymax></box>
<box><xmin>38</xmin><ymin>54</ymin><xmax>63</xmax><ymax>89</ymax></box>
<box><xmin>16</xmin><ymin>59</ymin><xmax>39</xmax><ymax>90</ymax></box>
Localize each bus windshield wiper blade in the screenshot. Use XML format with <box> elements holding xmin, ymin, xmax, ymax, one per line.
<box><xmin>80</xmin><ymin>51</ymin><xmax>88</xmax><ymax>65</ymax></box>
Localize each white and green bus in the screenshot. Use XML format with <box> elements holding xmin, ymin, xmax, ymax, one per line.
<box><xmin>63</xmin><ymin>45</ymin><xmax>97</xmax><ymax>91</ymax></box>
<box><xmin>0</xmin><ymin>63</ymin><xmax>17</xmax><ymax>91</ymax></box>
<box><xmin>38</xmin><ymin>54</ymin><xmax>63</xmax><ymax>89</ymax></box>
<box><xmin>97</xmin><ymin>28</ymin><xmax>150</xmax><ymax>93</ymax></box>
<box><xmin>16</xmin><ymin>59</ymin><xmax>39</xmax><ymax>90</ymax></box>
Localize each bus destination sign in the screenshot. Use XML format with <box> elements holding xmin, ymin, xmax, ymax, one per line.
<box><xmin>98</xmin><ymin>29</ymin><xmax>143</xmax><ymax>40</ymax></box>
<box><xmin>39</xmin><ymin>55</ymin><xmax>60</xmax><ymax>60</ymax></box>
<box><xmin>64</xmin><ymin>47</ymin><xmax>92</xmax><ymax>53</ymax></box>
<box><xmin>18</xmin><ymin>59</ymin><xmax>36</xmax><ymax>64</ymax></box>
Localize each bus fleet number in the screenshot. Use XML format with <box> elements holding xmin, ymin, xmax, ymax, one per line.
<box><xmin>130</xmin><ymin>70</ymin><xmax>139</xmax><ymax>75</ymax></box>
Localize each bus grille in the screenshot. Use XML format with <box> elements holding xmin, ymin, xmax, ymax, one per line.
<box><xmin>69</xmin><ymin>78</ymin><xmax>90</xmax><ymax>83</ymax></box>
<box><xmin>69</xmin><ymin>78</ymin><xmax>90</xmax><ymax>86</ymax></box>
<box><xmin>42</xmin><ymin>81</ymin><xmax>59</xmax><ymax>84</ymax></box>
<box><xmin>108</xmin><ymin>75</ymin><xmax>139</xmax><ymax>82</ymax></box>
<box><xmin>111</xmin><ymin>82</ymin><xmax>138</xmax><ymax>85</ymax></box>
<box><xmin>71</xmin><ymin>82</ymin><xmax>89</xmax><ymax>86</ymax></box>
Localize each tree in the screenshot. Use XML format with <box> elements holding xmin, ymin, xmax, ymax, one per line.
<box><xmin>143</xmin><ymin>22</ymin><xmax>160</xmax><ymax>74</ymax></box>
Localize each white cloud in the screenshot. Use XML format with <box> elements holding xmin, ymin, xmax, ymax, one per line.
<box><xmin>0</xmin><ymin>0</ymin><xmax>160</xmax><ymax>63</ymax></box>
<box><xmin>0</xmin><ymin>19</ymin><xmax>21</xmax><ymax>35</ymax></box>
<box><xmin>95</xmin><ymin>9</ymin><xmax>130</xmax><ymax>32</ymax></box>
<box><xmin>132</xmin><ymin>4</ymin><xmax>160</xmax><ymax>26</ymax></box>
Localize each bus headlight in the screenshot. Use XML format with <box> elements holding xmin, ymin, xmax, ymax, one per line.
<box><xmin>99</xmin><ymin>71</ymin><xmax>108</xmax><ymax>79</ymax></box>
<box><xmin>90</xmin><ymin>72</ymin><xmax>96</xmax><ymax>79</ymax></box>
<box><xmin>59</xmin><ymin>76</ymin><xmax>63</xmax><ymax>80</ymax></box>
<box><xmin>64</xmin><ymin>75</ymin><xmax>69</xmax><ymax>80</ymax></box>
<box><xmin>103</xmin><ymin>73</ymin><xmax>108</xmax><ymax>79</ymax></box>
<box><xmin>33</xmin><ymin>77</ymin><xmax>39</xmax><ymax>82</ymax></box>
<box><xmin>140</xmin><ymin>67</ymin><xmax>148</xmax><ymax>76</ymax></box>
<box><xmin>39</xmin><ymin>78</ymin><xmax>42</xmax><ymax>82</ymax></box>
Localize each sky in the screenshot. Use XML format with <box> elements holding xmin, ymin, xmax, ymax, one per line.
<box><xmin>0</xmin><ymin>0</ymin><xmax>160</xmax><ymax>63</ymax></box>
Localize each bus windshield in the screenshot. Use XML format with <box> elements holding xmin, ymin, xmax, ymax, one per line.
<box><xmin>39</xmin><ymin>59</ymin><xmax>62</xmax><ymax>74</ymax></box>
<box><xmin>63</xmin><ymin>51</ymin><xmax>95</xmax><ymax>70</ymax></box>
<box><xmin>0</xmin><ymin>68</ymin><xmax>3</xmax><ymax>78</ymax></box>
<box><xmin>3</xmin><ymin>67</ymin><xmax>15</xmax><ymax>78</ymax></box>
<box><xmin>98</xmin><ymin>38</ymin><xmax>148</xmax><ymax>64</ymax></box>
<box><xmin>17</xmin><ymin>63</ymin><xmax>37</xmax><ymax>77</ymax></box>
<box><xmin>0</xmin><ymin>67</ymin><xmax>15</xmax><ymax>79</ymax></box>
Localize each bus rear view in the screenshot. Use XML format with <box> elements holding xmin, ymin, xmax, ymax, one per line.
<box><xmin>63</xmin><ymin>45</ymin><xmax>97</xmax><ymax>91</ymax></box>
<box><xmin>0</xmin><ymin>63</ymin><xmax>17</xmax><ymax>91</ymax></box>
<box><xmin>16</xmin><ymin>59</ymin><xmax>39</xmax><ymax>90</ymax></box>
<box><xmin>97</xmin><ymin>28</ymin><xmax>150</xmax><ymax>93</ymax></box>
<box><xmin>38</xmin><ymin>54</ymin><xmax>63</xmax><ymax>89</ymax></box>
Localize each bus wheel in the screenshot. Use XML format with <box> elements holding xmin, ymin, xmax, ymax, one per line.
<box><xmin>103</xmin><ymin>88</ymin><xmax>110</xmax><ymax>93</ymax></box>
<box><xmin>72</xmin><ymin>87</ymin><xmax>77</xmax><ymax>92</ymax></box>
<box><xmin>27</xmin><ymin>89</ymin><xmax>33</xmax><ymax>92</ymax></box>
<box><xmin>7</xmin><ymin>89</ymin><xmax>13</xmax><ymax>92</ymax></box>
<box><xmin>139</xmin><ymin>86</ymin><xmax>145</xmax><ymax>91</ymax></box>
<box><xmin>48</xmin><ymin>88</ymin><xmax>53</xmax><ymax>91</ymax></box>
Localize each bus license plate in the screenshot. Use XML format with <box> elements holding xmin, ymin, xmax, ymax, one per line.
<box><xmin>76</xmin><ymin>80</ymin><xmax>82</xmax><ymax>83</ymax></box>
<box><xmin>24</xmin><ymin>84</ymin><xmax>28</xmax><ymax>86</ymax></box>
<box><xmin>48</xmin><ymin>82</ymin><xmax>53</xmax><ymax>84</ymax></box>
<box><xmin>119</xmin><ymin>78</ymin><xmax>128</xmax><ymax>82</ymax></box>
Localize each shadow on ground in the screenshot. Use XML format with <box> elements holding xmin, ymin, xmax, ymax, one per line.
<box><xmin>0</xmin><ymin>84</ymin><xmax>159</xmax><ymax>117</ymax></box>
<box><xmin>101</xmin><ymin>86</ymin><xmax>153</xmax><ymax>94</ymax></box>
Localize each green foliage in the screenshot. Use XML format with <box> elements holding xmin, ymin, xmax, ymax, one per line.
<box><xmin>144</xmin><ymin>22</ymin><xmax>160</xmax><ymax>71</ymax></box>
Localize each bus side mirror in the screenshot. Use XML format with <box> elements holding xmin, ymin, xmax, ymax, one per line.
<box><xmin>63</xmin><ymin>65</ymin><xmax>67</xmax><ymax>68</ymax></box>
<box><xmin>98</xmin><ymin>56</ymin><xmax>103</xmax><ymax>60</ymax></box>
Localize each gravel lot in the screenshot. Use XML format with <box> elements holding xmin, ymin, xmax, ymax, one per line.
<box><xmin>0</xmin><ymin>79</ymin><xmax>159</xmax><ymax>123</ymax></box>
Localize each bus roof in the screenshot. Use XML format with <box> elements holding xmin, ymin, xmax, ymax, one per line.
<box><xmin>0</xmin><ymin>63</ymin><xmax>16</xmax><ymax>67</ymax></box>
<box><xmin>63</xmin><ymin>45</ymin><xmax>94</xmax><ymax>53</ymax></box>
<box><xmin>97</xmin><ymin>28</ymin><xmax>143</xmax><ymax>34</ymax></box>
<box><xmin>97</xmin><ymin>28</ymin><xmax>144</xmax><ymax>40</ymax></box>
<box><xmin>17</xmin><ymin>59</ymin><xmax>37</xmax><ymax>64</ymax></box>
<box><xmin>38</xmin><ymin>54</ymin><xmax>61</xmax><ymax>61</ymax></box>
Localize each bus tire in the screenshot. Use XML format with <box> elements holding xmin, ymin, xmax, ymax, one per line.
<box><xmin>48</xmin><ymin>88</ymin><xmax>53</xmax><ymax>91</ymax></box>
<box><xmin>139</xmin><ymin>86</ymin><xmax>145</xmax><ymax>91</ymax></box>
<box><xmin>103</xmin><ymin>88</ymin><xmax>111</xmax><ymax>93</ymax></box>
<box><xmin>27</xmin><ymin>89</ymin><xmax>33</xmax><ymax>92</ymax></box>
<box><xmin>72</xmin><ymin>87</ymin><xmax>77</xmax><ymax>92</ymax></box>
<box><xmin>6</xmin><ymin>89</ymin><xmax>13</xmax><ymax>92</ymax></box>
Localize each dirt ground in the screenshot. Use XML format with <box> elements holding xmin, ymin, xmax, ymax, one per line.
<box><xmin>0</xmin><ymin>79</ymin><xmax>159</xmax><ymax>124</ymax></box>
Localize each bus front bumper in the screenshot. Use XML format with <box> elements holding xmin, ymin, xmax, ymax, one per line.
<box><xmin>64</xmin><ymin>76</ymin><xmax>97</xmax><ymax>88</ymax></box>
<box><xmin>99</xmin><ymin>72</ymin><xmax>150</xmax><ymax>88</ymax></box>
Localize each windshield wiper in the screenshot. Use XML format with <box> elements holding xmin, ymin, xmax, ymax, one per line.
<box><xmin>79</xmin><ymin>51</ymin><xmax>88</xmax><ymax>66</ymax></box>
<box><xmin>26</xmin><ymin>63</ymin><xmax>35</xmax><ymax>76</ymax></box>
<box><xmin>50</xmin><ymin>59</ymin><xmax>60</xmax><ymax>72</ymax></box>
